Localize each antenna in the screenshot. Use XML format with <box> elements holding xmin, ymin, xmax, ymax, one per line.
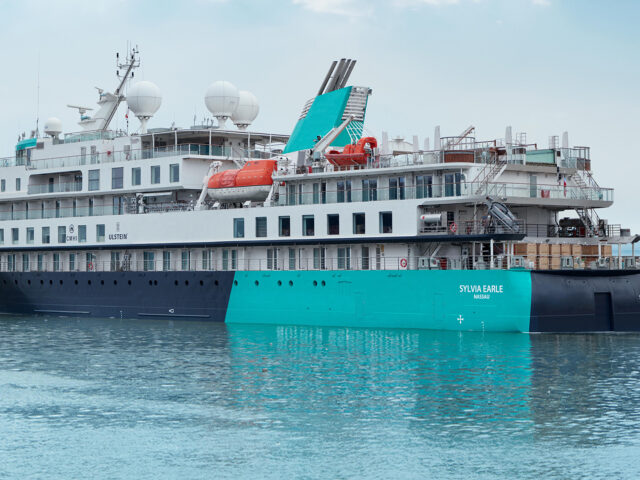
<box><xmin>35</xmin><ymin>51</ymin><xmax>40</xmax><ymax>138</ymax></box>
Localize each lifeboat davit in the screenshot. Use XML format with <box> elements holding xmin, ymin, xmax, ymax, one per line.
<box><xmin>207</xmin><ymin>159</ymin><xmax>277</xmax><ymax>202</ymax></box>
<box><xmin>325</xmin><ymin>137</ymin><xmax>378</xmax><ymax>167</ymax></box>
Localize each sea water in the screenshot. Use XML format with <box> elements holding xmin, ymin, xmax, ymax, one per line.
<box><xmin>1</xmin><ymin>317</ymin><xmax>639</xmax><ymax>479</ymax></box>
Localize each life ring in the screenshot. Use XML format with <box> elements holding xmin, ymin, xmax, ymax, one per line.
<box><xmin>87</xmin><ymin>262</ymin><xmax>94</xmax><ymax>271</ymax></box>
<box><xmin>400</xmin><ymin>258</ymin><xmax>408</xmax><ymax>268</ymax></box>
<box><xmin>449</xmin><ymin>222</ymin><xmax>458</xmax><ymax>233</ymax></box>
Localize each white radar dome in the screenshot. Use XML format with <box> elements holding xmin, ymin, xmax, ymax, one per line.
<box><xmin>126</xmin><ymin>81</ymin><xmax>162</xmax><ymax>118</ymax></box>
<box><xmin>231</xmin><ymin>90</ymin><xmax>259</xmax><ymax>130</ymax></box>
<box><xmin>44</xmin><ymin>117</ymin><xmax>63</xmax><ymax>137</ymax></box>
<box><xmin>205</xmin><ymin>81</ymin><xmax>239</xmax><ymax>128</ymax></box>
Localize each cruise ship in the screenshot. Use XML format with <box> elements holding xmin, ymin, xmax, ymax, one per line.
<box><xmin>0</xmin><ymin>49</ymin><xmax>638</xmax><ymax>332</ymax></box>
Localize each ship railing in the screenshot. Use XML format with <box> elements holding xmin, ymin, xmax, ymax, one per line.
<box><xmin>419</xmin><ymin>222</ymin><xmax>622</xmax><ymax>239</ymax></box>
<box><xmin>27</xmin><ymin>182</ymin><xmax>83</xmax><ymax>195</ymax></box>
<box><xmin>3</xmin><ymin>253</ymin><xmax>637</xmax><ymax>273</ymax></box>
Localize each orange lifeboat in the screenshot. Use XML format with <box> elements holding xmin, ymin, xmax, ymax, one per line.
<box><xmin>325</xmin><ymin>137</ymin><xmax>378</xmax><ymax>167</ymax></box>
<box><xmin>207</xmin><ymin>159</ymin><xmax>277</xmax><ymax>202</ymax></box>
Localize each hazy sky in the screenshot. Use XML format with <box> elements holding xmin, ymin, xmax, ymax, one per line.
<box><xmin>0</xmin><ymin>0</ymin><xmax>638</xmax><ymax>230</ymax></box>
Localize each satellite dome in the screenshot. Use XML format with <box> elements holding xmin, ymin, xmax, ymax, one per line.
<box><xmin>44</xmin><ymin>117</ymin><xmax>63</xmax><ymax>137</ymax></box>
<box><xmin>231</xmin><ymin>91</ymin><xmax>259</xmax><ymax>130</ymax></box>
<box><xmin>205</xmin><ymin>81</ymin><xmax>239</xmax><ymax>128</ymax></box>
<box><xmin>126</xmin><ymin>81</ymin><xmax>162</xmax><ymax>133</ymax></box>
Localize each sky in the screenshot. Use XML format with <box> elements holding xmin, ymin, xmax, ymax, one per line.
<box><xmin>0</xmin><ymin>0</ymin><xmax>638</xmax><ymax>229</ymax></box>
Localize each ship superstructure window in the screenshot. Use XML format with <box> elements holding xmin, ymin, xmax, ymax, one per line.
<box><xmin>321</xmin><ymin>182</ymin><xmax>327</xmax><ymax>204</ymax></box>
<box><xmin>223</xmin><ymin>249</ymin><xmax>237</xmax><ymax>270</ymax></box>
<box><xmin>353</xmin><ymin>213</ymin><xmax>365</xmax><ymax>234</ymax></box>
<box><xmin>22</xmin><ymin>254</ymin><xmax>29</xmax><ymax>272</ymax></box>
<box><xmin>11</xmin><ymin>228</ymin><xmax>18</xmax><ymax>244</ymax></box>
<box><xmin>131</xmin><ymin>167</ymin><xmax>141</xmax><ymax>186</ymax></box>
<box><xmin>444</xmin><ymin>172</ymin><xmax>462</xmax><ymax>197</ymax></box>
<box><xmin>287</xmin><ymin>184</ymin><xmax>296</xmax><ymax>206</ymax></box>
<box><xmin>90</xmin><ymin>146</ymin><xmax>98</xmax><ymax>164</ymax></box>
<box><xmin>78</xmin><ymin>225</ymin><xmax>86</xmax><ymax>243</ymax></box>
<box><xmin>379</xmin><ymin>212</ymin><xmax>393</xmax><ymax>233</ymax></box>
<box><xmin>69</xmin><ymin>253</ymin><xmax>76</xmax><ymax>271</ymax></box>
<box><xmin>170</xmin><ymin>164</ymin><xmax>180</xmax><ymax>183</ymax></box>
<box><xmin>80</xmin><ymin>147</ymin><xmax>86</xmax><ymax>163</ymax></box>
<box><xmin>0</xmin><ymin>228</ymin><xmax>4</xmax><ymax>244</ymax></box>
<box><xmin>362</xmin><ymin>179</ymin><xmax>377</xmax><ymax>201</ymax></box>
<box><xmin>279</xmin><ymin>216</ymin><xmax>290</xmax><ymax>237</ymax></box>
<box><xmin>86</xmin><ymin>252</ymin><xmax>94</xmax><ymax>270</ymax></box>
<box><xmin>37</xmin><ymin>254</ymin><xmax>44</xmax><ymax>272</ymax></box>
<box><xmin>113</xmin><ymin>197</ymin><xmax>124</xmax><ymax>215</ymax></box>
<box><xmin>267</xmin><ymin>248</ymin><xmax>279</xmax><ymax>270</ymax></box>
<box><xmin>96</xmin><ymin>224</ymin><xmax>105</xmax><ymax>242</ymax></box>
<box><xmin>202</xmin><ymin>250</ymin><xmax>212</xmax><ymax>270</ymax></box>
<box><xmin>233</xmin><ymin>218</ymin><xmax>245</xmax><ymax>238</ymax></box>
<box><xmin>361</xmin><ymin>246</ymin><xmax>370</xmax><ymax>270</ymax></box>
<box><xmin>313</xmin><ymin>183</ymin><xmax>320</xmax><ymax>204</ymax></box>
<box><xmin>26</xmin><ymin>227</ymin><xmax>34</xmax><ymax>244</ymax></box>
<box><xmin>111</xmin><ymin>251</ymin><xmax>120</xmax><ymax>271</ymax></box>
<box><xmin>181</xmin><ymin>250</ymin><xmax>191</xmax><ymax>270</ymax></box>
<box><xmin>389</xmin><ymin>177</ymin><xmax>406</xmax><ymax>200</ymax></box>
<box><xmin>298</xmin><ymin>184</ymin><xmax>303</xmax><ymax>205</ymax></box>
<box><xmin>143</xmin><ymin>252</ymin><xmax>155</xmax><ymax>271</ymax></box>
<box><xmin>55</xmin><ymin>201</ymin><xmax>61</xmax><ymax>218</ymax></box>
<box><xmin>327</xmin><ymin>214</ymin><xmax>339</xmax><ymax>235</ymax></box>
<box><xmin>313</xmin><ymin>247</ymin><xmax>326</xmax><ymax>270</ymax></box>
<box><xmin>112</xmin><ymin>167</ymin><xmax>124</xmax><ymax>189</ymax></box>
<box><xmin>337</xmin><ymin>180</ymin><xmax>352</xmax><ymax>203</ymax></box>
<box><xmin>222</xmin><ymin>250</ymin><xmax>229</xmax><ymax>270</ymax></box>
<box><xmin>15</xmin><ymin>178</ymin><xmax>21</xmax><ymax>191</ymax></box>
<box><xmin>416</xmin><ymin>175</ymin><xmax>433</xmax><ymax>198</ymax></box>
<box><xmin>163</xmin><ymin>251</ymin><xmax>171</xmax><ymax>271</ymax></box>
<box><xmin>42</xmin><ymin>226</ymin><xmax>50</xmax><ymax>244</ymax></box>
<box><xmin>288</xmin><ymin>248</ymin><xmax>296</xmax><ymax>270</ymax></box>
<box><xmin>231</xmin><ymin>249</ymin><xmax>238</xmax><ymax>270</ymax></box>
<box><xmin>151</xmin><ymin>165</ymin><xmax>161</xmax><ymax>184</ymax></box>
<box><xmin>256</xmin><ymin>217</ymin><xmax>267</xmax><ymax>238</ymax></box>
<box><xmin>58</xmin><ymin>226</ymin><xmax>66</xmax><ymax>243</ymax></box>
<box><xmin>88</xmin><ymin>170</ymin><xmax>100</xmax><ymax>191</ymax></box>
<box><xmin>338</xmin><ymin>247</ymin><xmax>351</xmax><ymax>270</ymax></box>
<box><xmin>7</xmin><ymin>254</ymin><xmax>15</xmax><ymax>272</ymax></box>
<box><xmin>53</xmin><ymin>253</ymin><xmax>60</xmax><ymax>272</ymax></box>
<box><xmin>303</xmin><ymin>215</ymin><xmax>315</xmax><ymax>236</ymax></box>
<box><xmin>1</xmin><ymin>179</ymin><xmax>5</xmax><ymax>191</ymax></box>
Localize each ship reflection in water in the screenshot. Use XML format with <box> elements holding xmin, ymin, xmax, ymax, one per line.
<box><xmin>0</xmin><ymin>317</ymin><xmax>639</xmax><ymax>479</ymax></box>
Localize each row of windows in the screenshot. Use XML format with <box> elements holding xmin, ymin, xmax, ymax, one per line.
<box><xmin>88</xmin><ymin>164</ymin><xmax>180</xmax><ymax>191</ymax></box>
<box><xmin>0</xmin><ymin>178</ymin><xmax>21</xmax><ymax>192</ymax></box>
<box><xmin>0</xmin><ymin>224</ymin><xmax>106</xmax><ymax>245</ymax></box>
<box><xmin>233</xmin><ymin>212</ymin><xmax>392</xmax><ymax>238</ymax></box>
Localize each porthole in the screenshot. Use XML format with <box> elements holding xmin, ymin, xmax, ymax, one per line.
<box><xmin>255</xmin><ymin>280</ymin><xmax>259</xmax><ymax>286</ymax></box>
<box><xmin>321</xmin><ymin>280</ymin><xmax>326</xmax><ymax>287</ymax></box>
<box><xmin>199</xmin><ymin>280</ymin><xmax>204</xmax><ymax>286</ymax></box>
<box><xmin>214</xmin><ymin>280</ymin><xmax>219</xmax><ymax>286</ymax></box>
<box><xmin>88</xmin><ymin>280</ymin><xmax>92</xmax><ymax>285</ymax></box>
<box><xmin>128</xmin><ymin>280</ymin><xmax>132</xmax><ymax>286</ymax></box>
<box><xmin>49</xmin><ymin>280</ymin><xmax>53</xmax><ymax>285</ymax></box>
<box><xmin>174</xmin><ymin>280</ymin><xmax>179</xmax><ymax>286</ymax></box>
<box><xmin>154</xmin><ymin>280</ymin><xmax>158</xmax><ymax>286</ymax></box>
<box><xmin>59</xmin><ymin>280</ymin><xmax>63</xmax><ymax>285</ymax></box>
<box><xmin>14</xmin><ymin>280</ymin><xmax>17</xmax><ymax>285</ymax></box>
<box><xmin>149</xmin><ymin>280</ymin><xmax>153</xmax><ymax>286</ymax></box>
<box><xmin>289</xmin><ymin>280</ymin><xmax>293</xmax><ymax>287</ymax></box>
<box><xmin>74</xmin><ymin>280</ymin><xmax>78</xmax><ymax>285</ymax></box>
<box><xmin>101</xmin><ymin>280</ymin><xmax>105</xmax><ymax>285</ymax></box>
<box><xmin>234</xmin><ymin>280</ymin><xmax>238</xmax><ymax>286</ymax></box>
<box><xmin>27</xmin><ymin>280</ymin><xmax>31</xmax><ymax>285</ymax></box>
<box><xmin>40</xmin><ymin>280</ymin><xmax>44</xmax><ymax>285</ymax></box>
<box><xmin>114</xmin><ymin>280</ymin><xmax>118</xmax><ymax>285</ymax></box>
<box><xmin>185</xmin><ymin>280</ymin><xmax>189</xmax><ymax>286</ymax></box>
<box><xmin>277</xmin><ymin>280</ymin><xmax>282</xmax><ymax>286</ymax></box>
<box><xmin>313</xmin><ymin>280</ymin><xmax>317</xmax><ymax>286</ymax></box>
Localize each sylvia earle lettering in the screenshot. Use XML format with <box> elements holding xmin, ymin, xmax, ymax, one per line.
<box><xmin>459</xmin><ymin>284</ymin><xmax>504</xmax><ymax>294</ymax></box>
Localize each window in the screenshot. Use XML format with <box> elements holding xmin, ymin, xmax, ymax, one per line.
<box><xmin>86</xmin><ymin>252</ymin><xmax>94</xmax><ymax>270</ymax></box>
<box><xmin>7</xmin><ymin>254</ymin><xmax>15</xmax><ymax>272</ymax></box>
<box><xmin>58</xmin><ymin>225</ymin><xmax>66</xmax><ymax>243</ymax></box>
<box><xmin>338</xmin><ymin>247</ymin><xmax>351</xmax><ymax>270</ymax></box>
<box><xmin>80</xmin><ymin>147</ymin><xmax>87</xmax><ymax>163</ymax></box>
<box><xmin>143</xmin><ymin>251</ymin><xmax>155</xmax><ymax>271</ymax></box>
<box><xmin>256</xmin><ymin>217</ymin><xmax>267</xmax><ymax>238</ymax></box>
<box><xmin>1</xmin><ymin>179</ymin><xmax>5</xmax><ymax>192</ymax></box>
<box><xmin>69</xmin><ymin>253</ymin><xmax>76</xmax><ymax>271</ymax></box>
<box><xmin>444</xmin><ymin>173</ymin><xmax>462</xmax><ymax>197</ymax></box>
<box><xmin>78</xmin><ymin>225</ymin><xmax>86</xmax><ymax>243</ymax></box>
<box><xmin>89</xmin><ymin>198</ymin><xmax>94</xmax><ymax>216</ymax></box>
<box><xmin>55</xmin><ymin>200</ymin><xmax>61</xmax><ymax>218</ymax></box>
<box><xmin>0</xmin><ymin>229</ymin><xmax>4</xmax><ymax>244</ymax></box>
<box><xmin>53</xmin><ymin>253</ymin><xmax>60</xmax><ymax>272</ymax></box>
<box><xmin>287</xmin><ymin>184</ymin><xmax>296</xmax><ymax>206</ymax></box>
<box><xmin>90</xmin><ymin>145</ymin><xmax>97</xmax><ymax>163</ymax></box>
<box><xmin>163</xmin><ymin>251</ymin><xmax>171</xmax><ymax>271</ymax></box>
<box><xmin>231</xmin><ymin>249</ymin><xmax>238</xmax><ymax>270</ymax></box>
<box><xmin>112</xmin><ymin>167</ymin><xmax>123</xmax><ymax>189</ymax></box>
<box><xmin>279</xmin><ymin>216</ymin><xmax>290</xmax><ymax>237</ymax></box>
<box><xmin>37</xmin><ymin>254</ymin><xmax>44</xmax><ymax>272</ymax></box>
<box><xmin>416</xmin><ymin>175</ymin><xmax>433</xmax><ymax>199</ymax></box>
<box><xmin>96</xmin><ymin>224</ymin><xmax>105</xmax><ymax>242</ymax></box>
<box><xmin>327</xmin><ymin>214</ymin><xmax>339</xmax><ymax>235</ymax></box>
<box><xmin>26</xmin><ymin>227</ymin><xmax>34</xmax><ymax>244</ymax></box>
<box><xmin>73</xmin><ymin>199</ymin><xmax>77</xmax><ymax>216</ymax></box>
<box><xmin>233</xmin><ymin>218</ymin><xmax>245</xmax><ymax>238</ymax></box>
<box><xmin>22</xmin><ymin>253</ymin><xmax>29</xmax><ymax>272</ymax></box>
<box><xmin>353</xmin><ymin>213</ymin><xmax>365</xmax><ymax>234</ymax></box>
<box><xmin>321</xmin><ymin>182</ymin><xmax>327</xmax><ymax>204</ymax></box>
<box><xmin>111</xmin><ymin>251</ymin><xmax>120</xmax><ymax>271</ymax></box>
<box><xmin>312</xmin><ymin>183</ymin><xmax>320</xmax><ymax>204</ymax></box>
<box><xmin>88</xmin><ymin>169</ymin><xmax>100</xmax><ymax>191</ymax></box>
<box><xmin>313</xmin><ymin>247</ymin><xmax>326</xmax><ymax>270</ymax></box>
<box><xmin>337</xmin><ymin>180</ymin><xmax>352</xmax><ymax>203</ymax></box>
<box><xmin>11</xmin><ymin>228</ymin><xmax>18</xmax><ymax>244</ymax></box>
<box><xmin>42</xmin><ymin>226</ymin><xmax>50</xmax><ymax>244</ymax></box>
<box><xmin>379</xmin><ymin>212</ymin><xmax>393</xmax><ymax>233</ymax></box>
<box><xmin>298</xmin><ymin>184</ymin><xmax>303</xmax><ymax>205</ymax></box>
<box><xmin>361</xmin><ymin>246</ymin><xmax>370</xmax><ymax>270</ymax></box>
<box><xmin>113</xmin><ymin>196</ymin><xmax>124</xmax><ymax>215</ymax></box>
<box><xmin>170</xmin><ymin>164</ymin><xmax>179</xmax><ymax>183</ymax></box>
<box><xmin>15</xmin><ymin>178</ymin><xmax>21</xmax><ymax>191</ymax></box>
<box><xmin>202</xmin><ymin>250</ymin><xmax>211</xmax><ymax>270</ymax></box>
<box><xmin>151</xmin><ymin>165</ymin><xmax>161</xmax><ymax>184</ymax></box>
<box><xmin>389</xmin><ymin>177</ymin><xmax>406</xmax><ymax>200</ymax></box>
<box><xmin>267</xmin><ymin>248</ymin><xmax>279</xmax><ymax>270</ymax></box>
<box><xmin>181</xmin><ymin>250</ymin><xmax>191</xmax><ymax>270</ymax></box>
<box><xmin>131</xmin><ymin>167</ymin><xmax>141</xmax><ymax>186</ymax></box>
<box><xmin>222</xmin><ymin>250</ymin><xmax>229</xmax><ymax>271</ymax></box>
<box><xmin>288</xmin><ymin>248</ymin><xmax>296</xmax><ymax>270</ymax></box>
<box><xmin>302</xmin><ymin>215</ymin><xmax>314</xmax><ymax>236</ymax></box>
<box><xmin>362</xmin><ymin>179</ymin><xmax>377</xmax><ymax>201</ymax></box>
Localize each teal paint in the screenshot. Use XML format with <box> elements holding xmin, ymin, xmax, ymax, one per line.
<box><xmin>283</xmin><ymin>87</ymin><xmax>354</xmax><ymax>154</ymax></box>
<box><xmin>15</xmin><ymin>138</ymin><xmax>37</xmax><ymax>151</ymax></box>
<box><xmin>225</xmin><ymin>270</ymin><xmax>532</xmax><ymax>332</ymax></box>
<box><xmin>526</xmin><ymin>149</ymin><xmax>556</xmax><ymax>165</ymax></box>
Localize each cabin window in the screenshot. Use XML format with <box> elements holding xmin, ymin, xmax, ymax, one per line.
<box><xmin>55</xmin><ymin>201</ymin><xmax>61</xmax><ymax>218</ymax></box>
<box><xmin>353</xmin><ymin>213</ymin><xmax>365</xmax><ymax>234</ymax></box>
<box><xmin>42</xmin><ymin>226</ymin><xmax>50</xmax><ymax>244</ymax></box>
<box><xmin>163</xmin><ymin>251</ymin><xmax>171</xmax><ymax>271</ymax></box>
<box><xmin>112</xmin><ymin>167</ymin><xmax>124</xmax><ymax>189</ymax></box>
<box><xmin>151</xmin><ymin>165</ymin><xmax>161</xmax><ymax>184</ymax></box>
<box><xmin>256</xmin><ymin>217</ymin><xmax>267</xmax><ymax>238</ymax></box>
<box><xmin>338</xmin><ymin>247</ymin><xmax>351</xmax><ymax>270</ymax></box>
<box><xmin>298</xmin><ymin>184</ymin><xmax>304</xmax><ymax>205</ymax></box>
<box><xmin>444</xmin><ymin>172</ymin><xmax>462</xmax><ymax>197</ymax></box>
<box><xmin>88</xmin><ymin>169</ymin><xmax>100</xmax><ymax>191</ymax></box>
<box><xmin>11</xmin><ymin>227</ymin><xmax>18</xmax><ymax>244</ymax></box>
<box><xmin>0</xmin><ymin>229</ymin><xmax>4</xmax><ymax>244</ymax></box>
<box><xmin>69</xmin><ymin>253</ymin><xmax>76</xmax><ymax>271</ymax></box>
<box><xmin>170</xmin><ymin>164</ymin><xmax>180</xmax><ymax>183</ymax></box>
<box><xmin>231</xmin><ymin>249</ymin><xmax>238</xmax><ymax>270</ymax></box>
<box><xmin>131</xmin><ymin>167</ymin><xmax>141</xmax><ymax>186</ymax></box>
<box><xmin>321</xmin><ymin>182</ymin><xmax>327</xmax><ymax>204</ymax></box>
<box><xmin>313</xmin><ymin>247</ymin><xmax>326</xmax><ymax>270</ymax></box>
<box><xmin>279</xmin><ymin>216</ymin><xmax>290</xmax><ymax>237</ymax></box>
<box><xmin>416</xmin><ymin>175</ymin><xmax>433</xmax><ymax>199</ymax></box>
<box><xmin>327</xmin><ymin>214</ymin><xmax>339</xmax><ymax>235</ymax></box>
<box><xmin>288</xmin><ymin>248</ymin><xmax>296</xmax><ymax>270</ymax></box>
<box><xmin>362</xmin><ymin>179</ymin><xmax>377</xmax><ymax>201</ymax></box>
<box><xmin>80</xmin><ymin>147</ymin><xmax>87</xmax><ymax>163</ymax></box>
<box><xmin>78</xmin><ymin>225</ymin><xmax>86</xmax><ymax>243</ymax></box>
<box><xmin>58</xmin><ymin>226</ymin><xmax>66</xmax><ymax>243</ymax></box>
<box><xmin>361</xmin><ymin>246</ymin><xmax>370</xmax><ymax>270</ymax></box>
<box><xmin>89</xmin><ymin>198</ymin><xmax>94</xmax><ymax>216</ymax></box>
<box><xmin>1</xmin><ymin>179</ymin><xmax>5</xmax><ymax>192</ymax></box>
<box><xmin>302</xmin><ymin>215</ymin><xmax>315</xmax><ymax>236</ymax></box>
<box><xmin>96</xmin><ymin>224</ymin><xmax>105</xmax><ymax>242</ymax></box>
<box><xmin>7</xmin><ymin>254</ymin><xmax>15</xmax><ymax>272</ymax></box>
<box><xmin>312</xmin><ymin>183</ymin><xmax>320</xmax><ymax>204</ymax></box>
<box><xmin>111</xmin><ymin>251</ymin><xmax>121</xmax><ymax>271</ymax></box>
<box><xmin>267</xmin><ymin>248</ymin><xmax>279</xmax><ymax>270</ymax></box>
<box><xmin>222</xmin><ymin>250</ymin><xmax>229</xmax><ymax>271</ymax></box>
<box><xmin>26</xmin><ymin>227</ymin><xmax>34</xmax><ymax>244</ymax></box>
<box><xmin>287</xmin><ymin>184</ymin><xmax>296</xmax><ymax>206</ymax></box>
<box><xmin>113</xmin><ymin>197</ymin><xmax>124</xmax><ymax>215</ymax></box>
<box><xmin>389</xmin><ymin>177</ymin><xmax>405</xmax><ymax>200</ymax></box>
<box><xmin>181</xmin><ymin>250</ymin><xmax>191</xmax><ymax>270</ymax></box>
<box><xmin>36</xmin><ymin>253</ymin><xmax>43</xmax><ymax>271</ymax></box>
<box><xmin>90</xmin><ymin>145</ymin><xmax>98</xmax><ymax>164</ymax></box>
<box><xmin>15</xmin><ymin>178</ymin><xmax>21</xmax><ymax>191</ymax></box>
<box><xmin>202</xmin><ymin>250</ymin><xmax>212</xmax><ymax>270</ymax></box>
<box><xmin>22</xmin><ymin>254</ymin><xmax>29</xmax><ymax>272</ymax></box>
<box><xmin>143</xmin><ymin>251</ymin><xmax>155</xmax><ymax>271</ymax></box>
<box><xmin>86</xmin><ymin>252</ymin><xmax>94</xmax><ymax>270</ymax></box>
<box><xmin>338</xmin><ymin>180</ymin><xmax>352</xmax><ymax>202</ymax></box>
<box><xmin>379</xmin><ymin>212</ymin><xmax>393</xmax><ymax>233</ymax></box>
<box><xmin>53</xmin><ymin>253</ymin><xmax>60</xmax><ymax>272</ymax></box>
<box><xmin>233</xmin><ymin>218</ymin><xmax>245</xmax><ymax>238</ymax></box>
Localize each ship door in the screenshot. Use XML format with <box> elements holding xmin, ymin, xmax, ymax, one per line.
<box><xmin>593</xmin><ymin>292</ymin><xmax>614</xmax><ymax>331</ymax></box>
